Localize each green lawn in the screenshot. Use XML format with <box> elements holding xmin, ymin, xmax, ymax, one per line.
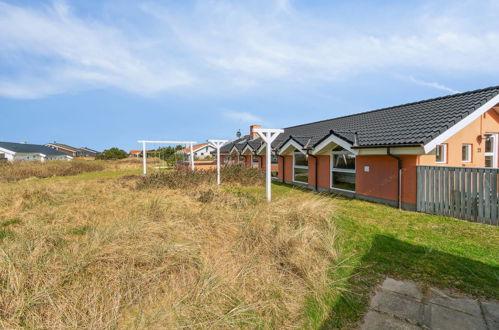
<box><xmin>237</xmin><ymin>183</ymin><xmax>499</xmax><ymax>329</ymax></box>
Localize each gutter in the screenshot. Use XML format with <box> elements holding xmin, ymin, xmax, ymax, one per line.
<box><xmin>387</xmin><ymin>147</ymin><xmax>402</xmax><ymax>210</ymax></box>
<box><xmin>351</xmin><ymin>143</ymin><xmax>423</xmax><ymax>149</ymax></box>
<box><xmin>278</xmin><ymin>154</ymin><xmax>285</xmax><ymax>183</ymax></box>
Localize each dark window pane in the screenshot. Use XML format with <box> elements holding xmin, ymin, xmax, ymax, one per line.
<box><xmin>462</xmin><ymin>145</ymin><xmax>470</xmax><ymax>162</ymax></box>
<box><xmin>485</xmin><ymin>135</ymin><xmax>493</xmax><ymax>153</ymax></box>
<box><xmin>294</xmin><ymin>167</ymin><xmax>308</xmax><ymax>183</ymax></box>
<box><xmin>332</xmin><ymin>171</ymin><xmax>355</xmax><ymax>191</ymax></box>
<box><xmin>485</xmin><ymin>156</ymin><xmax>493</xmax><ymax>168</ymax></box>
<box><xmin>435</xmin><ymin>145</ymin><xmax>445</xmax><ymax>162</ymax></box>
<box><xmin>294</xmin><ymin>152</ymin><xmax>308</xmax><ymax>166</ymax></box>
<box><xmin>333</xmin><ymin>154</ymin><xmax>355</xmax><ymax>169</ymax></box>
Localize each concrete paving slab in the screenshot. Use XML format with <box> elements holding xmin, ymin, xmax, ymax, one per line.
<box><xmin>360</xmin><ymin>311</ymin><xmax>421</xmax><ymax>330</ymax></box>
<box><xmin>481</xmin><ymin>301</ymin><xmax>499</xmax><ymax>323</ymax></box>
<box><xmin>429</xmin><ymin>288</ymin><xmax>481</xmax><ymax>316</ymax></box>
<box><xmin>381</xmin><ymin>278</ymin><xmax>423</xmax><ymax>301</ymax></box>
<box><xmin>371</xmin><ymin>290</ymin><xmax>424</xmax><ymax>324</ymax></box>
<box><xmin>429</xmin><ymin>304</ymin><xmax>487</xmax><ymax>330</ymax></box>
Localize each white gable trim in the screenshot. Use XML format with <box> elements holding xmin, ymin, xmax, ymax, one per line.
<box><xmin>424</xmin><ymin>94</ymin><xmax>499</xmax><ymax>153</ymax></box>
<box><xmin>241</xmin><ymin>145</ymin><xmax>253</xmax><ymax>155</ymax></box>
<box><xmin>230</xmin><ymin>145</ymin><xmax>240</xmax><ymax>155</ymax></box>
<box><xmin>311</xmin><ymin>134</ymin><xmax>357</xmax><ymax>155</ymax></box>
<box><xmin>278</xmin><ymin>138</ymin><xmax>306</xmax><ymax>155</ymax></box>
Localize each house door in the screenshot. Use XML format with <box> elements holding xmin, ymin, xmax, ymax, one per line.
<box><xmin>484</xmin><ymin>133</ymin><xmax>498</xmax><ymax>168</ymax></box>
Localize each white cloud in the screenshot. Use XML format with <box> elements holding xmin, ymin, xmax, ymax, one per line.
<box><xmin>0</xmin><ymin>1</ymin><xmax>194</xmax><ymax>98</ymax></box>
<box><xmin>405</xmin><ymin>76</ymin><xmax>460</xmax><ymax>94</ymax></box>
<box><xmin>223</xmin><ymin>110</ymin><xmax>263</xmax><ymax>123</ymax></box>
<box><xmin>0</xmin><ymin>1</ymin><xmax>498</xmax><ymax>99</ymax></box>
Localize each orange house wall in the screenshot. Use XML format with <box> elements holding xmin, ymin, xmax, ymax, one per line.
<box><xmin>418</xmin><ymin>109</ymin><xmax>499</xmax><ymax>167</ymax></box>
<box><xmin>308</xmin><ymin>155</ymin><xmax>331</xmax><ymax>189</ymax></box>
<box><xmin>356</xmin><ymin>155</ymin><xmax>418</xmax><ymax>206</ymax></box>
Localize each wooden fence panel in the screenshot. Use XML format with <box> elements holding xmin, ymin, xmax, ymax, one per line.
<box><xmin>417</xmin><ymin>166</ymin><xmax>499</xmax><ymax>225</ymax></box>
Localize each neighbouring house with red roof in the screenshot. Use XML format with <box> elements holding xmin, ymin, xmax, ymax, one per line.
<box><xmin>129</xmin><ymin>150</ymin><xmax>142</xmax><ymax>157</ymax></box>
<box><xmin>182</xmin><ymin>143</ymin><xmax>216</xmax><ymax>159</ymax></box>
<box><xmin>220</xmin><ymin>86</ymin><xmax>499</xmax><ymax>221</ymax></box>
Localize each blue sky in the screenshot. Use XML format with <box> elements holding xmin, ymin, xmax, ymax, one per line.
<box><xmin>1</xmin><ymin>0</ymin><xmax>498</xmax><ymax>151</ymax></box>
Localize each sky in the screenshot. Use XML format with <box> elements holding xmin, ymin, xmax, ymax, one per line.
<box><xmin>1</xmin><ymin>0</ymin><xmax>499</xmax><ymax>151</ymax></box>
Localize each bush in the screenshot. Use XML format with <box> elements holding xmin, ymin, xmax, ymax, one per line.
<box><xmin>0</xmin><ymin>160</ymin><xmax>105</xmax><ymax>182</ymax></box>
<box><xmin>137</xmin><ymin>165</ymin><xmax>264</xmax><ymax>189</ymax></box>
<box><xmin>96</xmin><ymin>148</ymin><xmax>128</xmax><ymax>160</ymax></box>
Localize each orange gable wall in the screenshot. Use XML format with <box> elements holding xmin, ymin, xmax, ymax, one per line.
<box><xmin>277</xmin><ymin>155</ymin><xmax>293</xmax><ymax>182</ymax></box>
<box><xmin>244</xmin><ymin>155</ymin><xmax>252</xmax><ymax>167</ymax></box>
<box><xmin>356</xmin><ymin>155</ymin><xmax>418</xmax><ymax>206</ymax></box>
<box><xmin>418</xmin><ymin>109</ymin><xmax>499</xmax><ymax>167</ymax></box>
<box><xmin>308</xmin><ymin>155</ymin><xmax>331</xmax><ymax>189</ymax></box>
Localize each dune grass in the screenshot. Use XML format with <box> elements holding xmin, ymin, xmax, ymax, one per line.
<box><xmin>0</xmin><ymin>160</ymin><xmax>105</xmax><ymax>182</ymax></box>
<box><xmin>0</xmin><ymin>169</ymin><xmax>336</xmax><ymax>329</ymax></box>
<box><xmin>1</xmin><ymin>165</ymin><xmax>497</xmax><ymax>329</ymax></box>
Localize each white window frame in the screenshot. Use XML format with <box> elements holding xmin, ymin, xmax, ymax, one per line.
<box><xmin>435</xmin><ymin>144</ymin><xmax>447</xmax><ymax>164</ymax></box>
<box><xmin>292</xmin><ymin>151</ymin><xmax>308</xmax><ymax>184</ymax></box>
<box><xmin>461</xmin><ymin>144</ymin><xmax>472</xmax><ymax>163</ymax></box>
<box><xmin>330</xmin><ymin>150</ymin><xmax>356</xmax><ymax>192</ymax></box>
<box><xmin>484</xmin><ymin>133</ymin><xmax>498</xmax><ymax>168</ymax></box>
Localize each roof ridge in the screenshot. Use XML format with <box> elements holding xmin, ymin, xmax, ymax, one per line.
<box><xmin>284</xmin><ymin>85</ymin><xmax>499</xmax><ymax>130</ymax></box>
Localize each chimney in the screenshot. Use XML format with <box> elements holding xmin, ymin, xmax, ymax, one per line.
<box><xmin>250</xmin><ymin>125</ymin><xmax>261</xmax><ymax>138</ymax></box>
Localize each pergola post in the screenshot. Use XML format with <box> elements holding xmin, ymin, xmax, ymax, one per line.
<box><xmin>189</xmin><ymin>142</ymin><xmax>195</xmax><ymax>171</ymax></box>
<box><xmin>208</xmin><ymin>139</ymin><xmax>228</xmax><ymax>185</ymax></box>
<box><xmin>253</xmin><ymin>128</ymin><xmax>284</xmax><ymax>201</ymax></box>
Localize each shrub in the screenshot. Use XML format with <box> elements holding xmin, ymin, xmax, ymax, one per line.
<box><xmin>96</xmin><ymin>148</ymin><xmax>128</xmax><ymax>160</ymax></box>
<box><xmin>137</xmin><ymin>165</ymin><xmax>264</xmax><ymax>189</ymax></box>
<box><xmin>0</xmin><ymin>160</ymin><xmax>104</xmax><ymax>182</ymax></box>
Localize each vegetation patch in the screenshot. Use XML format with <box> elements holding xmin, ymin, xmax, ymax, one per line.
<box><xmin>137</xmin><ymin>165</ymin><xmax>264</xmax><ymax>189</ymax></box>
<box><xmin>0</xmin><ymin>170</ymin><xmax>335</xmax><ymax>329</ymax></box>
<box><xmin>0</xmin><ymin>160</ymin><xmax>104</xmax><ymax>182</ymax></box>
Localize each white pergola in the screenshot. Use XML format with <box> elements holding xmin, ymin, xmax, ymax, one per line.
<box><xmin>253</xmin><ymin>128</ymin><xmax>284</xmax><ymax>201</ymax></box>
<box><xmin>137</xmin><ymin>140</ymin><xmax>197</xmax><ymax>175</ymax></box>
<box><xmin>207</xmin><ymin>139</ymin><xmax>228</xmax><ymax>185</ymax></box>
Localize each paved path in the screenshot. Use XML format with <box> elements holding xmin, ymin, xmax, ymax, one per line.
<box><xmin>361</xmin><ymin>277</ymin><xmax>499</xmax><ymax>330</ymax></box>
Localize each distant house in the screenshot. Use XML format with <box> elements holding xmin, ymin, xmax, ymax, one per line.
<box><xmin>129</xmin><ymin>150</ymin><xmax>142</xmax><ymax>157</ymax></box>
<box><xmin>77</xmin><ymin>147</ymin><xmax>100</xmax><ymax>157</ymax></box>
<box><xmin>45</xmin><ymin>143</ymin><xmax>99</xmax><ymax>157</ymax></box>
<box><xmin>0</xmin><ymin>142</ymin><xmax>72</xmax><ymax>162</ymax></box>
<box><xmin>181</xmin><ymin>143</ymin><xmax>216</xmax><ymax>159</ymax></box>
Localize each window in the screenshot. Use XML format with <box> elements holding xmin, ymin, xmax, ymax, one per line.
<box><xmin>293</xmin><ymin>152</ymin><xmax>308</xmax><ymax>183</ymax></box>
<box><xmin>484</xmin><ymin>133</ymin><xmax>498</xmax><ymax>168</ymax></box>
<box><xmin>331</xmin><ymin>152</ymin><xmax>356</xmax><ymax>191</ymax></box>
<box><xmin>435</xmin><ymin>144</ymin><xmax>447</xmax><ymax>163</ymax></box>
<box><xmin>461</xmin><ymin>144</ymin><xmax>472</xmax><ymax>163</ymax></box>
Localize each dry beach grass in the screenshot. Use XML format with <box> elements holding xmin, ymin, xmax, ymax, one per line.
<box><xmin>0</xmin><ymin>160</ymin><xmax>104</xmax><ymax>182</ymax></box>
<box><xmin>0</xmin><ymin>167</ymin><xmax>337</xmax><ymax>329</ymax></box>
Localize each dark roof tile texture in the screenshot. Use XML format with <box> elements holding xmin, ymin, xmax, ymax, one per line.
<box><xmin>0</xmin><ymin>142</ymin><xmax>69</xmax><ymax>156</ymax></box>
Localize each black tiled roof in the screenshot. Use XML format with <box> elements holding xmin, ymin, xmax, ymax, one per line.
<box><xmin>0</xmin><ymin>142</ymin><xmax>69</xmax><ymax>156</ymax></box>
<box><xmin>220</xmin><ymin>85</ymin><xmax>499</xmax><ymax>152</ymax></box>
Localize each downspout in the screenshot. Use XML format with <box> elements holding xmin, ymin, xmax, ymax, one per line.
<box><xmin>387</xmin><ymin>147</ymin><xmax>402</xmax><ymax>210</ymax></box>
<box><xmin>278</xmin><ymin>154</ymin><xmax>285</xmax><ymax>183</ymax></box>
<box><xmin>307</xmin><ymin>151</ymin><xmax>318</xmax><ymax>191</ymax></box>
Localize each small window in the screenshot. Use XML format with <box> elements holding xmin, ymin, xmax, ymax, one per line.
<box><xmin>462</xmin><ymin>144</ymin><xmax>472</xmax><ymax>163</ymax></box>
<box><xmin>435</xmin><ymin>144</ymin><xmax>447</xmax><ymax>163</ymax></box>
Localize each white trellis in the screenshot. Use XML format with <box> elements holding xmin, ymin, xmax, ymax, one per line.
<box><xmin>137</xmin><ymin>140</ymin><xmax>197</xmax><ymax>175</ymax></box>
<box><xmin>253</xmin><ymin>128</ymin><xmax>284</xmax><ymax>201</ymax></box>
<box><xmin>207</xmin><ymin>139</ymin><xmax>228</xmax><ymax>185</ymax></box>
